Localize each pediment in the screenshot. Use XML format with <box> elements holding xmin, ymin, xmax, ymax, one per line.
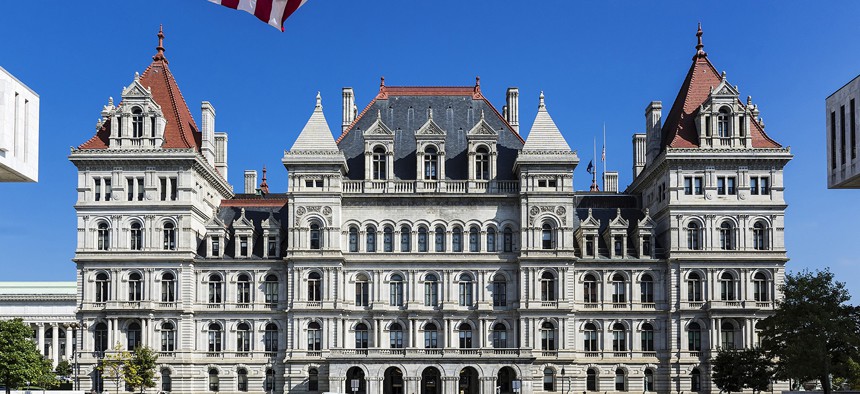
<box><xmin>580</xmin><ymin>208</ymin><xmax>601</xmax><ymax>228</ymax></box>
<box><xmin>121</xmin><ymin>76</ymin><xmax>153</xmax><ymax>99</ymax></box>
<box><xmin>710</xmin><ymin>78</ymin><xmax>739</xmax><ymax>99</ymax></box>
<box><xmin>261</xmin><ymin>211</ymin><xmax>281</xmax><ymax>230</ymax></box>
<box><xmin>232</xmin><ymin>208</ymin><xmax>254</xmax><ymax>230</ymax></box>
<box><xmin>467</xmin><ymin>117</ymin><xmax>498</xmax><ymax>139</ymax></box>
<box><xmin>608</xmin><ymin>208</ymin><xmax>629</xmax><ymax>229</ymax></box>
<box><xmin>363</xmin><ymin>111</ymin><xmax>394</xmax><ymax>139</ymax></box>
<box><xmin>416</xmin><ymin>117</ymin><xmax>446</xmax><ymax>137</ymax></box>
<box><xmin>638</xmin><ymin>208</ymin><xmax>656</xmax><ymax>229</ymax></box>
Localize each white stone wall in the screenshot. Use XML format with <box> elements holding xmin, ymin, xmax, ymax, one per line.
<box><xmin>0</xmin><ymin>66</ymin><xmax>39</xmax><ymax>182</ymax></box>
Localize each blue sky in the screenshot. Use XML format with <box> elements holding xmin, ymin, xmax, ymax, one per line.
<box><xmin>1</xmin><ymin>1</ymin><xmax>859</xmax><ymax>297</ymax></box>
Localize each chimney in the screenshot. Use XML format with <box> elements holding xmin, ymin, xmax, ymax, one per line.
<box><xmin>645</xmin><ymin>101</ymin><xmax>662</xmax><ymax>165</ymax></box>
<box><xmin>342</xmin><ymin>87</ymin><xmax>355</xmax><ymax>132</ymax></box>
<box><xmin>244</xmin><ymin>170</ymin><xmax>257</xmax><ymax>194</ymax></box>
<box><xmin>506</xmin><ymin>87</ymin><xmax>519</xmax><ymax>133</ymax></box>
<box><xmin>603</xmin><ymin>171</ymin><xmax>619</xmax><ymax>193</ymax></box>
<box><xmin>214</xmin><ymin>132</ymin><xmax>228</xmax><ymax>179</ymax></box>
<box><xmin>201</xmin><ymin>101</ymin><xmax>216</xmax><ymax>166</ymax></box>
<box><xmin>633</xmin><ymin>133</ymin><xmax>647</xmax><ymax>178</ymax></box>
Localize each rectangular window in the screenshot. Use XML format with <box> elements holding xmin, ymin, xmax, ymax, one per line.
<box><xmin>832</xmin><ymin>111</ymin><xmax>838</xmax><ymax>169</ymax></box>
<box><xmin>170</xmin><ymin>177</ymin><xmax>178</xmax><ymax>200</ymax></box>
<box><xmin>739</xmin><ymin>115</ymin><xmax>746</xmax><ymax>137</ymax></box>
<box><xmin>268</xmin><ymin>236</ymin><xmax>277</xmax><ymax>257</ymax></box>
<box><xmin>103</xmin><ymin>179</ymin><xmax>112</xmax><ymax>201</ymax></box>
<box><xmin>760</xmin><ymin>177</ymin><xmax>770</xmax><ymax>195</ymax></box>
<box><xmin>750</xmin><ymin>177</ymin><xmax>759</xmax><ymax>195</ymax></box>
<box><xmin>94</xmin><ymin>178</ymin><xmax>102</xmax><ymax>201</ymax></box>
<box><xmin>211</xmin><ymin>236</ymin><xmax>220</xmax><ymax>257</ymax></box>
<box><xmin>547</xmin><ymin>179</ymin><xmax>557</xmax><ymax>187</ymax></box>
<box><xmin>127</xmin><ymin>178</ymin><xmax>134</xmax><ymax>201</ymax></box>
<box><xmin>717</xmin><ymin>177</ymin><xmax>725</xmax><ymax>195</ymax></box>
<box><xmin>137</xmin><ymin>178</ymin><xmax>144</xmax><ymax>201</ymax></box>
<box><xmin>852</xmin><ymin>99</ymin><xmax>857</xmax><ymax>160</ymax></box>
<box><xmin>538</xmin><ymin>180</ymin><xmax>547</xmax><ymax>187</ymax></box>
<box><xmin>239</xmin><ymin>236</ymin><xmax>248</xmax><ymax>257</ymax></box>
<box><xmin>305</xmin><ymin>180</ymin><xmax>313</xmax><ymax>188</ymax></box>
<box><xmin>705</xmin><ymin>115</ymin><xmax>711</xmax><ymax>136</ymax></box>
<box><xmin>727</xmin><ymin>177</ymin><xmax>736</xmax><ymax>195</ymax></box>
<box><xmin>693</xmin><ymin>177</ymin><xmax>703</xmax><ymax>195</ymax></box>
<box><xmin>315</xmin><ymin>180</ymin><xmax>323</xmax><ymax>188</ymax></box>
<box><xmin>841</xmin><ymin>105</ymin><xmax>847</xmax><ymax>165</ymax></box>
<box><xmin>160</xmin><ymin>178</ymin><xmax>168</xmax><ymax>201</ymax></box>
<box><xmin>684</xmin><ymin>177</ymin><xmax>692</xmax><ymax>195</ymax></box>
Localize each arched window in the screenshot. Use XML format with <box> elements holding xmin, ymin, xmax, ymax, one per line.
<box><xmin>641</xmin><ymin>322</ymin><xmax>655</xmax><ymax>351</ymax></box>
<box><xmin>309</xmin><ymin>223</ymin><xmax>321</xmax><ymax>250</ymax></box>
<box><xmin>753</xmin><ymin>221</ymin><xmax>767</xmax><ymax>250</ymax></box>
<box><xmin>475</xmin><ymin>146</ymin><xmax>490</xmax><ymax>180</ymax></box>
<box><xmin>208</xmin><ymin>368</ymin><xmax>220</xmax><ymax>392</ymax></box>
<box><xmin>583</xmin><ymin>274</ymin><xmax>598</xmax><ymax>303</ymax></box>
<box><xmin>348</xmin><ymin>226</ymin><xmax>358</xmax><ymax>252</ymax></box>
<box><xmin>612</xmin><ymin>322</ymin><xmax>627</xmax><ymax>351</ymax></box>
<box><xmin>307</xmin><ymin>272</ymin><xmax>322</xmax><ymax>302</ymax></box>
<box><xmin>130</xmin><ymin>222</ymin><xmax>143</xmax><ymax>250</ymax></box>
<box><xmin>492</xmin><ymin>273</ymin><xmax>507</xmax><ymax>307</ymax></box>
<box><xmin>354</xmin><ymin>273</ymin><xmax>370</xmax><ymax>307</ymax></box>
<box><xmin>132</xmin><ymin>107</ymin><xmax>144</xmax><ymax>138</ymax></box>
<box><xmin>720</xmin><ymin>272</ymin><xmax>736</xmax><ymax>301</ymax></box>
<box><xmin>753</xmin><ymin>272</ymin><xmax>770</xmax><ymax>302</ymax></box>
<box><xmin>486</xmin><ymin>227</ymin><xmax>497</xmax><ymax>252</ymax></box>
<box><xmin>452</xmin><ymin>227</ymin><xmax>463</xmax><ymax>252</ymax></box>
<box><xmin>307</xmin><ymin>322</ymin><xmax>322</xmax><ymax>350</ymax></box>
<box><xmin>691</xmin><ymin>368</ymin><xmax>701</xmax><ymax>392</ymax></box>
<box><xmin>686</xmin><ymin>222</ymin><xmax>701</xmax><ymax>250</ymax></box>
<box><xmin>540</xmin><ymin>321</ymin><xmax>556</xmax><ymax>350</ymax></box>
<box><xmin>424</xmin><ymin>274</ymin><xmax>439</xmax><ymax>306</ymax></box>
<box><xmin>721</xmin><ymin>321</ymin><xmax>736</xmax><ymax>349</ymax></box>
<box><xmin>389</xmin><ymin>323</ymin><xmax>404</xmax><ymax>349</ymax></box>
<box><xmin>584</xmin><ymin>323</ymin><xmax>598</xmax><ymax>352</ymax></box>
<box><xmin>128</xmin><ymin>272</ymin><xmax>143</xmax><ymax>301</ymax></box>
<box><xmin>492</xmin><ymin>323</ymin><xmax>507</xmax><ymax>348</ymax></box>
<box><xmin>540</xmin><ymin>271</ymin><xmax>556</xmax><ymax>301</ymax></box>
<box><xmin>400</xmin><ymin>225</ymin><xmax>411</xmax><ymax>252</ymax></box>
<box><xmin>586</xmin><ymin>368</ymin><xmax>598</xmax><ymax>391</ymax></box>
<box><xmin>161</xmin><ymin>368</ymin><xmax>172</xmax><ymax>392</ymax></box>
<box><xmin>237</xmin><ymin>273</ymin><xmax>251</xmax><ymax>304</ymax></box>
<box><xmin>236</xmin><ymin>322</ymin><xmax>251</xmax><ymax>353</ymax></box>
<box><xmin>458</xmin><ymin>273</ymin><xmax>473</xmax><ymax>306</ymax></box>
<box><xmin>543</xmin><ymin>368</ymin><xmax>555</xmax><ymax>391</ymax></box>
<box><xmin>237</xmin><ymin>368</ymin><xmax>248</xmax><ymax>392</ymax></box>
<box><xmin>163</xmin><ymin>222</ymin><xmax>176</xmax><ymax>250</ymax></box>
<box><xmin>541</xmin><ymin>223</ymin><xmax>554</xmax><ymax>249</ymax></box>
<box><xmin>208</xmin><ymin>323</ymin><xmax>222</xmax><ymax>352</ymax></box>
<box><xmin>423</xmin><ymin>146</ymin><xmax>438</xmax><ymax>180</ymax></box>
<box><xmin>687</xmin><ymin>272</ymin><xmax>703</xmax><ymax>302</ymax></box>
<box><xmin>308</xmin><ymin>368</ymin><xmax>319</xmax><ymax>392</ymax></box>
<box><xmin>688</xmin><ymin>322</ymin><xmax>702</xmax><ymax>351</ymax></box>
<box><xmin>640</xmin><ymin>273</ymin><xmax>654</xmax><ymax>303</ymax></box>
<box><xmin>264</xmin><ymin>323</ymin><xmax>278</xmax><ymax>352</ymax></box>
<box><xmin>719</xmin><ymin>221</ymin><xmax>734</xmax><ymax>250</ymax></box>
<box><xmin>97</xmin><ymin>222</ymin><xmax>110</xmax><ymax>251</ymax></box>
<box><xmin>644</xmin><ymin>369</ymin><xmax>654</xmax><ymax>392</ymax></box>
<box><xmin>424</xmin><ymin>323</ymin><xmax>439</xmax><ymax>348</ymax></box>
<box><xmin>160</xmin><ymin>322</ymin><xmax>175</xmax><ymax>352</ymax></box>
<box><xmin>458</xmin><ymin>323</ymin><xmax>473</xmax><ymax>348</ymax></box>
<box><xmin>94</xmin><ymin>322</ymin><xmax>108</xmax><ymax>352</ymax></box>
<box><xmin>208</xmin><ymin>273</ymin><xmax>223</xmax><ymax>304</ymax></box>
<box><xmin>718</xmin><ymin>106</ymin><xmax>731</xmax><ymax>138</ymax></box>
<box><xmin>161</xmin><ymin>272</ymin><xmax>175</xmax><ymax>302</ymax></box>
<box><xmin>389</xmin><ymin>274</ymin><xmax>404</xmax><ymax>307</ymax></box>
<box><xmin>503</xmin><ymin>227</ymin><xmax>514</xmax><ymax>252</ymax></box>
<box><xmin>612</xmin><ymin>273</ymin><xmax>627</xmax><ymax>303</ymax></box>
<box><xmin>418</xmin><ymin>226</ymin><xmax>428</xmax><ymax>252</ymax></box>
<box><xmin>354</xmin><ymin>323</ymin><xmax>369</xmax><ymax>349</ymax></box>
<box><xmin>372</xmin><ymin>146</ymin><xmax>387</xmax><ymax>180</ymax></box>
<box><xmin>383</xmin><ymin>226</ymin><xmax>394</xmax><ymax>252</ymax></box>
<box><xmin>264</xmin><ymin>274</ymin><xmax>279</xmax><ymax>305</ymax></box>
<box><xmin>265</xmin><ymin>368</ymin><xmax>276</xmax><ymax>392</ymax></box>
<box><xmin>614</xmin><ymin>369</ymin><xmax>627</xmax><ymax>391</ymax></box>
<box><xmin>469</xmin><ymin>226</ymin><xmax>480</xmax><ymax>252</ymax></box>
<box><xmin>434</xmin><ymin>226</ymin><xmax>446</xmax><ymax>252</ymax></box>
<box><xmin>127</xmin><ymin>322</ymin><xmax>141</xmax><ymax>350</ymax></box>
<box><xmin>366</xmin><ymin>225</ymin><xmax>376</xmax><ymax>252</ymax></box>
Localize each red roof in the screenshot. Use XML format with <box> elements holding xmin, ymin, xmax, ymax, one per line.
<box><xmin>661</xmin><ymin>27</ymin><xmax>781</xmax><ymax>149</ymax></box>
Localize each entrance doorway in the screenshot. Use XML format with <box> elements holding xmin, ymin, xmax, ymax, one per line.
<box><xmin>384</xmin><ymin>367</ymin><xmax>405</xmax><ymax>394</ymax></box>
<box><xmin>497</xmin><ymin>367</ymin><xmax>517</xmax><ymax>394</ymax></box>
<box><xmin>346</xmin><ymin>367</ymin><xmax>366</xmax><ymax>394</ymax></box>
<box><xmin>459</xmin><ymin>367</ymin><xmax>479</xmax><ymax>394</ymax></box>
<box><xmin>421</xmin><ymin>367</ymin><xmax>441</xmax><ymax>394</ymax></box>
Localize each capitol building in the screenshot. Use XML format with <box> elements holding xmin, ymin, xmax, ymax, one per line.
<box><xmin>17</xmin><ymin>25</ymin><xmax>794</xmax><ymax>394</ymax></box>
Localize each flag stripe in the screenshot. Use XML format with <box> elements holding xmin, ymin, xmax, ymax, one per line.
<box><xmin>220</xmin><ymin>0</ymin><xmax>240</xmax><ymax>8</ymax></box>
<box><xmin>209</xmin><ymin>0</ymin><xmax>307</xmax><ymax>31</ymax></box>
<box><xmin>282</xmin><ymin>0</ymin><xmax>306</xmax><ymax>23</ymax></box>
<box><xmin>254</xmin><ymin>0</ymin><xmax>273</xmax><ymax>23</ymax></box>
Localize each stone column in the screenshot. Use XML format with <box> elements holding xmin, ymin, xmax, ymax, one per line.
<box><xmin>36</xmin><ymin>323</ymin><xmax>45</xmax><ymax>357</ymax></box>
<box><xmin>51</xmin><ymin>324</ymin><xmax>59</xmax><ymax>365</ymax></box>
<box><xmin>65</xmin><ymin>326</ymin><xmax>73</xmax><ymax>360</ymax></box>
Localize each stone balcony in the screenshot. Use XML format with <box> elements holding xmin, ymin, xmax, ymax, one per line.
<box><xmin>325</xmin><ymin>347</ymin><xmax>533</xmax><ymax>360</ymax></box>
<box><xmin>342</xmin><ymin>180</ymin><xmax>519</xmax><ymax>195</ymax></box>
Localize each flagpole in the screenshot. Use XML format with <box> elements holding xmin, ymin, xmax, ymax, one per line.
<box><xmin>602</xmin><ymin>122</ymin><xmax>606</xmax><ymax>189</ymax></box>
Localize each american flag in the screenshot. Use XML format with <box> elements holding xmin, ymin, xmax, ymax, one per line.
<box><xmin>209</xmin><ymin>0</ymin><xmax>308</xmax><ymax>31</ymax></box>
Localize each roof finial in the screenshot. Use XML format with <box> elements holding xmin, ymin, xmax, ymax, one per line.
<box><xmin>695</xmin><ymin>23</ymin><xmax>707</xmax><ymax>58</ymax></box>
<box><xmin>315</xmin><ymin>91</ymin><xmax>322</xmax><ymax>109</ymax></box>
<box><xmin>475</xmin><ymin>76</ymin><xmax>480</xmax><ymax>87</ymax></box>
<box><xmin>480</xmin><ymin>109</ymin><xmax>485</xmax><ymax>120</ymax></box>
<box><xmin>260</xmin><ymin>166</ymin><xmax>269</xmax><ymax>195</ymax></box>
<box><xmin>377</xmin><ymin>108</ymin><xmax>382</xmax><ymax>120</ymax></box>
<box><xmin>539</xmin><ymin>91</ymin><xmax>546</xmax><ymax>108</ymax></box>
<box><xmin>153</xmin><ymin>25</ymin><xmax>167</xmax><ymax>62</ymax></box>
<box><xmin>428</xmin><ymin>106</ymin><xmax>433</xmax><ymax>119</ymax></box>
<box><xmin>380</xmin><ymin>76</ymin><xmax>385</xmax><ymax>88</ymax></box>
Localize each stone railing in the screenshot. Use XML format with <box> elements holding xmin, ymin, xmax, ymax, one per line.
<box><xmin>342</xmin><ymin>180</ymin><xmax>519</xmax><ymax>195</ymax></box>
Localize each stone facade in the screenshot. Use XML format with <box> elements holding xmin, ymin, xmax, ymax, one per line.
<box><xmin>826</xmin><ymin>74</ymin><xmax>860</xmax><ymax>188</ymax></box>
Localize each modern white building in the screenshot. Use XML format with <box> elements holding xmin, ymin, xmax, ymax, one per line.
<box><xmin>826</xmin><ymin>74</ymin><xmax>860</xmax><ymax>188</ymax></box>
<box><xmin>0</xmin><ymin>66</ymin><xmax>40</xmax><ymax>182</ymax></box>
<box><xmin>63</xmin><ymin>26</ymin><xmax>792</xmax><ymax>394</ymax></box>
<box><xmin>0</xmin><ymin>282</ymin><xmax>78</xmax><ymax>367</ymax></box>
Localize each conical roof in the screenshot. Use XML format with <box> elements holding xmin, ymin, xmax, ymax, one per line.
<box><xmin>522</xmin><ymin>92</ymin><xmax>572</xmax><ymax>152</ymax></box>
<box><xmin>289</xmin><ymin>92</ymin><xmax>339</xmax><ymax>152</ymax></box>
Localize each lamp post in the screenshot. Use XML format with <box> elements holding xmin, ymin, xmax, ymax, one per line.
<box><xmin>560</xmin><ymin>368</ymin><xmax>571</xmax><ymax>394</ymax></box>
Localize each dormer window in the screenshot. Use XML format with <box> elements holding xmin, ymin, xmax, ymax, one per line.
<box><xmin>372</xmin><ymin>147</ymin><xmax>387</xmax><ymax>180</ymax></box>
<box><xmin>717</xmin><ymin>107</ymin><xmax>730</xmax><ymax>139</ymax></box>
<box><xmin>423</xmin><ymin>146</ymin><xmax>439</xmax><ymax>180</ymax></box>
<box><xmin>475</xmin><ymin>147</ymin><xmax>490</xmax><ymax>180</ymax></box>
<box><xmin>211</xmin><ymin>236</ymin><xmax>220</xmax><ymax>257</ymax></box>
<box><xmin>132</xmin><ymin>107</ymin><xmax>144</xmax><ymax>138</ymax></box>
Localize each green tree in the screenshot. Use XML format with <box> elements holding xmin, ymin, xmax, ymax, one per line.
<box><xmin>760</xmin><ymin>269</ymin><xmax>860</xmax><ymax>394</ymax></box>
<box><xmin>54</xmin><ymin>359</ymin><xmax>72</xmax><ymax>377</ymax></box>
<box><xmin>125</xmin><ymin>346</ymin><xmax>158</xmax><ymax>393</ymax></box>
<box><xmin>0</xmin><ymin>318</ymin><xmax>57</xmax><ymax>394</ymax></box>
<box><xmin>99</xmin><ymin>342</ymin><xmax>131</xmax><ymax>394</ymax></box>
<box><xmin>712</xmin><ymin>347</ymin><xmax>774</xmax><ymax>393</ymax></box>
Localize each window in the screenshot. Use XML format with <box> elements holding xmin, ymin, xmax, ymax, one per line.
<box><xmin>612</xmin><ymin>273</ymin><xmax>626</xmax><ymax>303</ymax></box>
<box><xmin>694</xmin><ymin>177</ymin><xmax>703</xmax><ymax>195</ymax></box>
<box><xmin>831</xmin><ymin>111</ymin><xmax>837</xmax><ymax>168</ymax></box>
<box><xmin>613</xmin><ymin>235</ymin><xmax>623</xmax><ymax>256</ymax></box>
<box><xmin>236</xmin><ymin>323</ymin><xmax>251</xmax><ymax>353</ymax></box>
<box><xmin>97</xmin><ymin>222</ymin><xmax>110</xmax><ymax>251</ymax></box>
<box><xmin>475</xmin><ymin>147</ymin><xmax>490</xmax><ymax>180</ymax></box>
<box><xmin>717</xmin><ymin>107</ymin><xmax>730</xmax><ymax>138</ymax></box>
<box><xmin>94</xmin><ymin>178</ymin><xmax>102</xmax><ymax>201</ymax></box>
<box><xmin>130</xmin><ymin>222</ymin><xmax>143</xmax><ymax>250</ymax></box>
<box><xmin>307</xmin><ymin>272</ymin><xmax>322</xmax><ymax>302</ymax></box>
<box><xmin>641</xmin><ymin>323</ymin><xmax>654</xmax><ymax>351</ymax></box>
<box><xmin>687</xmin><ymin>272</ymin><xmax>703</xmax><ymax>302</ymax></box>
<box><xmin>586</xmin><ymin>369</ymin><xmax>598</xmax><ymax>391</ymax></box>
<box><xmin>237</xmin><ymin>274</ymin><xmax>251</xmax><ymax>304</ymax></box>
<box><xmin>684</xmin><ymin>176</ymin><xmax>703</xmax><ymax>195</ymax></box>
<box><xmin>161</xmin><ymin>272</ymin><xmax>175</xmax><ymax>302</ymax></box>
<box><xmin>458</xmin><ymin>323</ymin><xmax>473</xmax><ymax>348</ymax></box>
<box><xmin>492</xmin><ymin>273</ymin><xmax>507</xmax><ymax>306</ymax></box>
<box><xmin>688</xmin><ymin>322</ymin><xmax>702</xmax><ymax>351</ymax></box>
<box><xmin>354</xmin><ymin>274</ymin><xmax>370</xmax><ymax>307</ymax></box>
<box><xmin>366</xmin><ymin>226</ymin><xmax>376</xmax><ymax>252</ymax></box>
<box><xmin>720</xmin><ymin>272</ymin><xmax>736</xmax><ymax>301</ymax></box>
<box><xmin>308</xmin><ymin>368</ymin><xmax>319</xmax><ymax>392</ymax></box>
<box><xmin>541</xmin><ymin>322</ymin><xmax>556</xmax><ymax>350</ymax></box>
<box><xmin>390</xmin><ymin>274</ymin><xmax>404</xmax><ymax>307</ymax></box>
<box><xmin>238</xmin><ymin>236</ymin><xmax>248</xmax><ymax>257</ymax></box>
<box><xmin>541</xmin><ymin>223</ymin><xmax>554</xmax><ymax>249</ymax></box>
<box><xmin>95</xmin><ymin>272</ymin><xmax>110</xmax><ymax>302</ymax></box>
<box><xmin>640</xmin><ymin>274</ymin><xmax>654</xmax><ymax>303</ymax></box>
<box><xmin>853</xmin><ymin>99</ymin><xmax>857</xmax><ymax>160</ymax></box>
<box><xmin>584</xmin><ymin>274</ymin><xmax>598</xmax><ymax>303</ymax></box>
<box><xmin>615</xmin><ymin>369</ymin><xmax>627</xmax><ymax>392</ymax></box>
<box><xmin>435</xmin><ymin>226</ymin><xmax>445</xmax><ymax>252</ymax></box>
<box><xmin>540</xmin><ymin>271</ymin><xmax>556</xmax><ymax>301</ymax></box>
<box><xmin>458</xmin><ymin>273</ymin><xmax>473</xmax><ymax>306</ymax></box>
<box><xmin>267</xmin><ymin>236</ymin><xmax>277</xmax><ymax>257</ymax></box>
<box><xmin>686</xmin><ymin>222</ymin><xmax>701</xmax><ymax>250</ymax></box>
<box><xmin>94</xmin><ymin>322</ymin><xmax>108</xmax><ymax>352</ymax></box>
<box><xmin>104</xmin><ymin>179</ymin><xmax>112</xmax><ymax>201</ymax></box>
<box><xmin>503</xmin><ymin>227</ymin><xmax>513</xmax><ymax>252</ymax></box>
<box><xmin>400</xmin><ymin>225</ymin><xmax>411</xmax><ymax>252</ymax></box>
<box><xmin>642</xmin><ymin>235</ymin><xmax>651</xmax><ymax>257</ymax></box>
<box><xmin>354</xmin><ymin>323</ymin><xmax>369</xmax><ymax>349</ymax></box>
<box><xmin>310</xmin><ymin>223</ymin><xmax>321</xmax><ymax>250</ymax></box>
<box><xmin>418</xmin><ymin>227</ymin><xmax>428</xmax><ymax>252</ymax></box>
<box><xmin>127</xmin><ymin>322</ymin><xmax>141</xmax><ymax>350</ymax></box>
<box><xmin>760</xmin><ymin>177</ymin><xmax>770</xmax><ymax>195</ymax></box>
<box><xmin>237</xmin><ymin>369</ymin><xmax>248</xmax><ymax>392</ymax></box>
<box><xmin>211</xmin><ymin>236</ymin><xmax>220</xmax><ymax>257</ymax></box>
<box><xmin>492</xmin><ymin>323</ymin><xmax>507</xmax><ymax>348</ymax></box>
<box><xmin>842</xmin><ymin>105</ymin><xmax>847</xmax><ymax>164</ymax></box>
<box><xmin>486</xmin><ymin>228</ymin><xmax>496</xmax><ymax>252</ymax></box>
<box><xmin>543</xmin><ymin>368</ymin><xmax>555</xmax><ymax>392</ymax></box>
<box><xmin>684</xmin><ymin>177</ymin><xmax>692</xmax><ymax>195</ymax></box>
<box><xmin>265</xmin><ymin>369</ymin><xmax>276</xmax><ymax>392</ymax></box>
<box><xmin>644</xmin><ymin>369</ymin><xmax>654</xmax><ymax>392</ymax></box>
<box><xmin>583</xmin><ymin>323</ymin><xmax>598</xmax><ymax>352</ymax></box>
<box><xmin>372</xmin><ymin>146</ymin><xmax>387</xmax><ymax>180</ymax></box>
<box><xmin>161</xmin><ymin>223</ymin><xmax>176</xmax><ymax>250</ymax></box>
<box><xmin>585</xmin><ymin>235</ymin><xmax>595</xmax><ymax>257</ymax></box>
<box><xmin>348</xmin><ymin>227</ymin><xmax>358</xmax><ymax>252</ymax></box>
<box><xmin>264</xmin><ymin>323</ymin><xmax>278</xmax><ymax>352</ymax></box>
<box><xmin>208</xmin><ymin>274</ymin><xmax>223</xmax><ymax>304</ymax></box>
<box><xmin>452</xmin><ymin>227</ymin><xmax>463</xmax><ymax>252</ymax></box>
<box><xmin>424</xmin><ymin>274</ymin><xmax>439</xmax><ymax>306</ymax></box>
<box><xmin>264</xmin><ymin>274</ymin><xmax>278</xmax><ymax>305</ymax></box>
<box><xmin>128</xmin><ymin>272</ymin><xmax>143</xmax><ymax>301</ymax></box>
<box><xmin>389</xmin><ymin>323</ymin><xmax>404</xmax><ymax>349</ymax></box>
<box><xmin>469</xmin><ymin>226</ymin><xmax>480</xmax><ymax>252</ymax></box>
<box><xmin>753</xmin><ymin>272</ymin><xmax>770</xmax><ymax>301</ymax></box>
<box><xmin>161</xmin><ymin>369</ymin><xmax>172</xmax><ymax>392</ymax></box>
<box><xmin>612</xmin><ymin>323</ymin><xmax>627</xmax><ymax>351</ymax></box>
<box><xmin>423</xmin><ymin>146</ymin><xmax>438</xmax><ymax>180</ymax></box>
<box><xmin>159</xmin><ymin>177</ymin><xmax>177</xmax><ymax>201</ymax></box>
<box><xmin>132</xmin><ymin>107</ymin><xmax>144</xmax><ymax>138</ymax></box>
<box><xmin>308</xmin><ymin>322</ymin><xmax>322</xmax><ymax>350</ymax></box>
<box><xmin>383</xmin><ymin>226</ymin><xmax>393</xmax><ymax>252</ymax></box>
<box><xmin>208</xmin><ymin>323</ymin><xmax>223</xmax><ymax>352</ymax></box>
<box><xmin>424</xmin><ymin>323</ymin><xmax>439</xmax><ymax>348</ymax></box>
<box><xmin>721</xmin><ymin>321</ymin><xmax>736</xmax><ymax>349</ymax></box>
<box><xmin>691</xmin><ymin>369</ymin><xmax>701</xmax><ymax>392</ymax></box>
<box><xmin>208</xmin><ymin>369</ymin><xmax>219</xmax><ymax>392</ymax></box>
<box><xmin>717</xmin><ymin>176</ymin><xmax>737</xmax><ymax>195</ymax></box>
<box><xmin>719</xmin><ymin>221</ymin><xmax>734</xmax><ymax>250</ymax></box>
<box><xmin>753</xmin><ymin>221</ymin><xmax>767</xmax><ymax>250</ymax></box>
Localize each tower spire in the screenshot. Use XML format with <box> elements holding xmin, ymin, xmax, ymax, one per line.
<box><xmin>259</xmin><ymin>166</ymin><xmax>269</xmax><ymax>195</ymax></box>
<box><xmin>153</xmin><ymin>24</ymin><xmax>167</xmax><ymax>62</ymax></box>
<box><xmin>695</xmin><ymin>23</ymin><xmax>707</xmax><ymax>58</ymax></box>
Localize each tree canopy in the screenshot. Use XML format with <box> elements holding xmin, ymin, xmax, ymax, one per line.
<box><xmin>125</xmin><ymin>346</ymin><xmax>158</xmax><ymax>393</ymax></box>
<box><xmin>0</xmin><ymin>319</ymin><xmax>57</xmax><ymax>394</ymax></box>
<box><xmin>712</xmin><ymin>347</ymin><xmax>774</xmax><ymax>393</ymax></box>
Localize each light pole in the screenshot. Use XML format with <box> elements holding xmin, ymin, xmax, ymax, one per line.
<box><xmin>68</xmin><ymin>322</ymin><xmax>80</xmax><ymax>391</ymax></box>
<box><xmin>560</xmin><ymin>368</ymin><xmax>571</xmax><ymax>394</ymax></box>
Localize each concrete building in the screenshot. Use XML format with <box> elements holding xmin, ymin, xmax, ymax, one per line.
<box><xmin>0</xmin><ymin>66</ymin><xmax>40</xmax><ymax>182</ymax></box>
<box><xmin>826</xmin><ymin>74</ymin><xmax>860</xmax><ymax>188</ymax></box>
<box><xmin>0</xmin><ymin>282</ymin><xmax>78</xmax><ymax>367</ymax></box>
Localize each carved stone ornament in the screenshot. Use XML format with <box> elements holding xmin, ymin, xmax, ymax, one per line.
<box><xmin>529</xmin><ymin>206</ymin><xmax>540</xmax><ymax>216</ymax></box>
<box><xmin>555</xmin><ymin>206</ymin><xmax>566</xmax><ymax>216</ymax></box>
<box><xmin>296</xmin><ymin>207</ymin><xmax>306</xmax><ymax>216</ymax></box>
<box><xmin>322</xmin><ymin>206</ymin><xmax>332</xmax><ymax>216</ymax></box>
